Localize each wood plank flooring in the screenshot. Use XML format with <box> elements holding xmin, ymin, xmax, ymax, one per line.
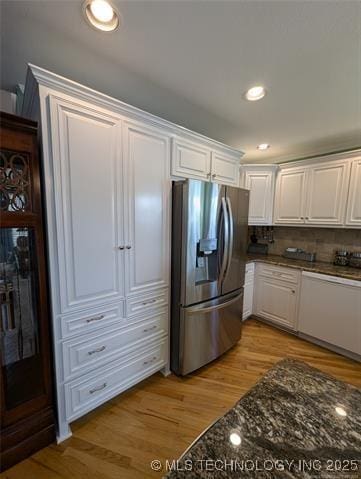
<box><xmin>2</xmin><ymin>319</ymin><xmax>360</xmax><ymax>478</ymax></box>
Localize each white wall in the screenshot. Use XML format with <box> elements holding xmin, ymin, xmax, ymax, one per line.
<box><xmin>0</xmin><ymin>89</ymin><xmax>16</xmax><ymax>114</ymax></box>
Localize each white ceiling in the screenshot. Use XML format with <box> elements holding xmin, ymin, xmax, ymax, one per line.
<box><xmin>1</xmin><ymin>0</ymin><xmax>360</xmax><ymax>162</ymax></box>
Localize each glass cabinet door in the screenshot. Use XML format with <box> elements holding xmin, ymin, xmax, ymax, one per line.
<box><xmin>0</xmin><ymin>227</ymin><xmax>45</xmax><ymax>409</ymax></box>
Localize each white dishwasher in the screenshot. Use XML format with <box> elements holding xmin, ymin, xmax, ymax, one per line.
<box><xmin>298</xmin><ymin>271</ymin><xmax>361</xmax><ymax>356</ymax></box>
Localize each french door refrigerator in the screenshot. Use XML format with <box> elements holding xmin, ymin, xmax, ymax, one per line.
<box><xmin>171</xmin><ymin>179</ymin><xmax>249</xmax><ymax>375</ymax></box>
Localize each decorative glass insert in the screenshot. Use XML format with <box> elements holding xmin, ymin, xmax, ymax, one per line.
<box><xmin>0</xmin><ymin>149</ymin><xmax>32</xmax><ymax>212</ymax></box>
<box><xmin>0</xmin><ymin>228</ymin><xmax>43</xmax><ymax>408</ymax></box>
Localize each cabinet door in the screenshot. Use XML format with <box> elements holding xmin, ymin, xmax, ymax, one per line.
<box><xmin>244</xmin><ymin>171</ymin><xmax>274</xmax><ymax>225</ymax></box>
<box><xmin>171</xmin><ymin>137</ymin><xmax>211</xmax><ymax>181</ymax></box>
<box><xmin>49</xmin><ymin>96</ymin><xmax>124</xmax><ymax>314</ymax></box>
<box><xmin>274</xmin><ymin>168</ymin><xmax>307</xmax><ymax>224</ymax></box>
<box><xmin>243</xmin><ymin>264</ymin><xmax>255</xmax><ymax>320</ymax></box>
<box><xmin>305</xmin><ymin>160</ymin><xmax>350</xmax><ymax>225</ymax></box>
<box><xmin>211</xmin><ymin>152</ymin><xmax>239</xmax><ymax>186</ymax></box>
<box><xmin>346</xmin><ymin>158</ymin><xmax>361</xmax><ymax>227</ymax></box>
<box><xmin>123</xmin><ymin>121</ymin><xmax>170</xmax><ymax>296</ymax></box>
<box><xmin>254</xmin><ymin>276</ymin><xmax>298</xmax><ymax>330</ymax></box>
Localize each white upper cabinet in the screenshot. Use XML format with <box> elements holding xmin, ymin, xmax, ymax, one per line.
<box><xmin>211</xmin><ymin>151</ymin><xmax>239</xmax><ymax>186</ymax></box>
<box><xmin>171</xmin><ymin>136</ymin><xmax>241</xmax><ymax>185</ymax></box>
<box><xmin>273</xmin><ymin>152</ymin><xmax>360</xmax><ymax>227</ymax></box>
<box><xmin>242</xmin><ymin>165</ymin><xmax>278</xmax><ymax>225</ymax></box>
<box><xmin>49</xmin><ymin>95</ymin><xmax>124</xmax><ymax>314</ymax></box>
<box><xmin>304</xmin><ymin>159</ymin><xmax>350</xmax><ymax>225</ymax></box>
<box><xmin>123</xmin><ymin>121</ymin><xmax>171</xmax><ymax>296</ymax></box>
<box><xmin>171</xmin><ymin>137</ymin><xmax>211</xmax><ymax>181</ymax></box>
<box><xmin>346</xmin><ymin>157</ymin><xmax>361</xmax><ymax>227</ymax></box>
<box><xmin>274</xmin><ymin>167</ymin><xmax>307</xmax><ymax>224</ymax></box>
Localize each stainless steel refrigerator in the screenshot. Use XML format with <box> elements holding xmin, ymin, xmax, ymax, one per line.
<box><xmin>171</xmin><ymin>179</ymin><xmax>249</xmax><ymax>375</ymax></box>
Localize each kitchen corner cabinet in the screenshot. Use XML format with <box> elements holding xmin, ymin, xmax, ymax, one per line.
<box><xmin>241</xmin><ymin>165</ymin><xmax>278</xmax><ymax>225</ymax></box>
<box><xmin>346</xmin><ymin>157</ymin><xmax>361</xmax><ymax>227</ymax></box>
<box><xmin>171</xmin><ymin>136</ymin><xmax>241</xmax><ymax>186</ymax></box>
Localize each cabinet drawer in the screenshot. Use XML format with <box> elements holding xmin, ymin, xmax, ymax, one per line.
<box><xmin>62</xmin><ymin>311</ymin><xmax>168</xmax><ymax>380</ymax></box>
<box><xmin>65</xmin><ymin>340</ymin><xmax>167</xmax><ymax>421</ymax></box>
<box><xmin>257</xmin><ymin>263</ymin><xmax>300</xmax><ymax>284</ymax></box>
<box><xmin>126</xmin><ymin>289</ymin><xmax>168</xmax><ymax>316</ymax></box>
<box><xmin>60</xmin><ymin>302</ymin><xmax>124</xmax><ymax>339</ymax></box>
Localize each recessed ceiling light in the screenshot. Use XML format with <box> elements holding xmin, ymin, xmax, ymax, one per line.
<box><xmin>244</xmin><ymin>85</ymin><xmax>266</xmax><ymax>101</ymax></box>
<box><xmin>257</xmin><ymin>143</ymin><xmax>270</xmax><ymax>150</ymax></box>
<box><xmin>83</xmin><ymin>0</ymin><xmax>120</xmax><ymax>32</ymax></box>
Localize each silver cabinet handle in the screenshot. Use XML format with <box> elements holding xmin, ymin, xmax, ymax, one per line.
<box><xmin>126</xmin><ymin>245</ymin><xmax>132</xmax><ymax>249</ymax></box>
<box><xmin>142</xmin><ymin>299</ymin><xmax>157</xmax><ymax>306</ymax></box>
<box><xmin>143</xmin><ymin>325</ymin><xmax>157</xmax><ymax>333</ymax></box>
<box><xmin>291</xmin><ymin>290</ymin><xmax>296</xmax><ymax>294</ymax></box>
<box><xmin>89</xmin><ymin>382</ymin><xmax>107</xmax><ymax>394</ymax></box>
<box><xmin>88</xmin><ymin>345</ymin><xmax>106</xmax><ymax>355</ymax></box>
<box><xmin>118</xmin><ymin>246</ymin><xmax>125</xmax><ymax>250</ymax></box>
<box><xmin>212</xmin><ymin>173</ymin><xmax>217</xmax><ymax>178</ymax></box>
<box><xmin>86</xmin><ymin>314</ymin><xmax>104</xmax><ymax>323</ymax></box>
<box><xmin>143</xmin><ymin>356</ymin><xmax>157</xmax><ymax>365</ymax></box>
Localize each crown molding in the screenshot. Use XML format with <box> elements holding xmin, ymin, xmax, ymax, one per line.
<box><xmin>23</xmin><ymin>63</ymin><xmax>244</xmax><ymax>160</ymax></box>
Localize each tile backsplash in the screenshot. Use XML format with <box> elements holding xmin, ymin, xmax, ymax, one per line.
<box><xmin>248</xmin><ymin>227</ymin><xmax>361</xmax><ymax>263</ymax></box>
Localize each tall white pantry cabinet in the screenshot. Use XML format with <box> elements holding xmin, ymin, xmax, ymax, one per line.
<box><xmin>22</xmin><ymin>65</ymin><xmax>243</xmax><ymax>441</ymax></box>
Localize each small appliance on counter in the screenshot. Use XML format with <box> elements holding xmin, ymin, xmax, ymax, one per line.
<box><xmin>349</xmin><ymin>252</ymin><xmax>361</xmax><ymax>269</ymax></box>
<box><xmin>334</xmin><ymin>250</ymin><xmax>350</xmax><ymax>266</ymax></box>
<box><xmin>282</xmin><ymin>248</ymin><xmax>316</xmax><ymax>262</ymax></box>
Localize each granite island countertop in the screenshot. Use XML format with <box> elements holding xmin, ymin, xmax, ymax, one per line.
<box><xmin>165</xmin><ymin>359</ymin><xmax>361</xmax><ymax>478</ymax></box>
<box><xmin>246</xmin><ymin>254</ymin><xmax>361</xmax><ymax>282</ymax></box>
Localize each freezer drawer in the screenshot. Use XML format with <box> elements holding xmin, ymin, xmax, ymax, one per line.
<box><xmin>172</xmin><ymin>290</ymin><xmax>243</xmax><ymax>375</ymax></box>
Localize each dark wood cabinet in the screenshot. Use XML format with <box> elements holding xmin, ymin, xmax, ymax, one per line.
<box><xmin>0</xmin><ymin>112</ymin><xmax>55</xmax><ymax>471</ymax></box>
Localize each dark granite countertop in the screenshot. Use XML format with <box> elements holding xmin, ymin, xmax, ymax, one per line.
<box><xmin>165</xmin><ymin>359</ymin><xmax>361</xmax><ymax>478</ymax></box>
<box><xmin>246</xmin><ymin>254</ymin><xmax>361</xmax><ymax>282</ymax></box>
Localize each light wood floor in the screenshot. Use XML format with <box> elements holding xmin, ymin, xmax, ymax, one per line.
<box><xmin>2</xmin><ymin>319</ymin><xmax>361</xmax><ymax>478</ymax></box>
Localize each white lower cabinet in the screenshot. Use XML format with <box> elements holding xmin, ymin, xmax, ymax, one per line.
<box><xmin>243</xmin><ymin>262</ymin><xmax>254</xmax><ymax>320</ymax></box>
<box><xmin>253</xmin><ymin>262</ymin><xmax>360</xmax><ymax>360</ymax></box>
<box><xmin>254</xmin><ymin>263</ymin><xmax>300</xmax><ymax>330</ymax></box>
<box><xmin>65</xmin><ymin>339</ymin><xmax>167</xmax><ymax>421</ymax></box>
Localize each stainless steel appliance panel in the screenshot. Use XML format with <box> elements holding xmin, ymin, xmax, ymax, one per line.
<box><xmin>182</xmin><ymin>180</ymin><xmax>226</xmax><ymax>306</ymax></box>
<box><xmin>175</xmin><ymin>289</ymin><xmax>243</xmax><ymax>375</ymax></box>
<box><xmin>221</xmin><ymin>186</ymin><xmax>249</xmax><ymax>296</ymax></box>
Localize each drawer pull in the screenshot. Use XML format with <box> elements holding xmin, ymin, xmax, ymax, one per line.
<box><xmin>86</xmin><ymin>314</ymin><xmax>104</xmax><ymax>323</ymax></box>
<box><xmin>143</xmin><ymin>356</ymin><xmax>157</xmax><ymax>366</ymax></box>
<box><xmin>88</xmin><ymin>346</ymin><xmax>106</xmax><ymax>355</ymax></box>
<box><xmin>142</xmin><ymin>299</ymin><xmax>158</xmax><ymax>306</ymax></box>
<box><xmin>89</xmin><ymin>382</ymin><xmax>107</xmax><ymax>394</ymax></box>
<box><xmin>143</xmin><ymin>325</ymin><xmax>157</xmax><ymax>333</ymax></box>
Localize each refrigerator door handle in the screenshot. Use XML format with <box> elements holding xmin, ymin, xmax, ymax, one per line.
<box><xmin>186</xmin><ymin>291</ymin><xmax>243</xmax><ymax>314</ymax></box>
<box><xmin>219</xmin><ymin>197</ymin><xmax>229</xmax><ymax>281</ymax></box>
<box><xmin>223</xmin><ymin>197</ymin><xmax>234</xmax><ymax>282</ymax></box>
